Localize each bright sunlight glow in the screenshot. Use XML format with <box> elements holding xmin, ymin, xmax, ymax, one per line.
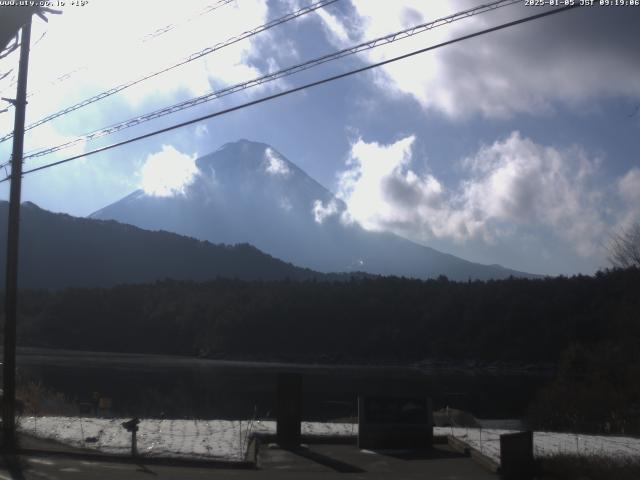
<box><xmin>140</xmin><ymin>145</ymin><xmax>198</xmax><ymax>197</ymax></box>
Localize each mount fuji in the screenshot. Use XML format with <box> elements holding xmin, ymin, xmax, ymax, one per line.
<box><xmin>91</xmin><ymin>140</ymin><xmax>534</xmax><ymax>281</ymax></box>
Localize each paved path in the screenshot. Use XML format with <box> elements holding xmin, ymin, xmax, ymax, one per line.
<box><xmin>258</xmin><ymin>443</ymin><xmax>497</xmax><ymax>479</ymax></box>
<box><xmin>0</xmin><ymin>455</ymin><xmax>253</xmax><ymax>480</ymax></box>
<box><xmin>0</xmin><ymin>443</ymin><xmax>497</xmax><ymax>479</ymax></box>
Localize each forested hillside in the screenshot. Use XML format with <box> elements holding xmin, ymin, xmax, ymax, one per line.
<box><xmin>10</xmin><ymin>267</ymin><xmax>638</xmax><ymax>363</ymax></box>
<box><xmin>0</xmin><ymin>201</ymin><xmax>332</xmax><ymax>289</ymax></box>
<box><xmin>8</xmin><ymin>268</ymin><xmax>639</xmax><ymax>433</ymax></box>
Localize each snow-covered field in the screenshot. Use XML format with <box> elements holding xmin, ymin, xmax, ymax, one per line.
<box><xmin>18</xmin><ymin>417</ymin><xmax>355</xmax><ymax>461</ymax></box>
<box><xmin>17</xmin><ymin>417</ymin><xmax>640</xmax><ymax>463</ymax></box>
<box><xmin>436</xmin><ymin>426</ymin><xmax>640</xmax><ymax>463</ymax></box>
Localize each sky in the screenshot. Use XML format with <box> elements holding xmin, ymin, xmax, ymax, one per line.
<box><xmin>0</xmin><ymin>0</ymin><xmax>638</xmax><ymax>276</ymax></box>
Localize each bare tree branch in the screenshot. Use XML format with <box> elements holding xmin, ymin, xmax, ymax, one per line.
<box><xmin>0</xmin><ymin>35</ymin><xmax>19</xmax><ymax>60</ymax></box>
<box><xmin>608</xmin><ymin>222</ymin><xmax>640</xmax><ymax>269</ymax></box>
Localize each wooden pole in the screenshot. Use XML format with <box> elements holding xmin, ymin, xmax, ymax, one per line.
<box><xmin>2</xmin><ymin>17</ymin><xmax>32</xmax><ymax>451</ymax></box>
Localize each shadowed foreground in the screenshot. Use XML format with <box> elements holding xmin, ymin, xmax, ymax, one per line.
<box><xmin>0</xmin><ymin>442</ymin><xmax>497</xmax><ymax>480</ymax></box>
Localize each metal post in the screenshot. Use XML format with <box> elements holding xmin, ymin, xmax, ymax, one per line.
<box><xmin>121</xmin><ymin>418</ymin><xmax>140</xmax><ymax>457</ymax></box>
<box><xmin>131</xmin><ymin>429</ymin><xmax>138</xmax><ymax>457</ymax></box>
<box><xmin>2</xmin><ymin>17</ymin><xmax>32</xmax><ymax>451</ymax></box>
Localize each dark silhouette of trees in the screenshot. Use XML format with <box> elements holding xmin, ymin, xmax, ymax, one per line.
<box><xmin>6</xmin><ymin>267</ymin><xmax>638</xmax><ymax>366</ymax></box>
<box><xmin>527</xmin><ymin>339</ymin><xmax>640</xmax><ymax>434</ymax></box>
<box><xmin>7</xmin><ymin>268</ymin><xmax>638</xmax><ymax>434</ymax></box>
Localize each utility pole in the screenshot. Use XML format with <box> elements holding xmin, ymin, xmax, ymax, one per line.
<box><xmin>2</xmin><ymin>17</ymin><xmax>32</xmax><ymax>451</ymax></box>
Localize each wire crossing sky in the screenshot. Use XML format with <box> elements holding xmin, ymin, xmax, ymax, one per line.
<box><xmin>17</xmin><ymin>0</ymin><xmax>522</xmax><ymax>163</ymax></box>
<box><xmin>1</xmin><ymin>3</ymin><xmax>579</xmax><ymax>182</ymax></box>
<box><xmin>0</xmin><ymin>0</ymin><xmax>339</xmax><ymax>145</ymax></box>
<box><xmin>0</xmin><ymin>0</ymin><xmax>238</xmax><ymax>101</ymax></box>
<box><xmin>139</xmin><ymin>0</ymin><xmax>236</xmax><ymax>43</ymax></box>
<box><xmin>0</xmin><ymin>0</ymin><xmax>638</xmax><ymax>277</ymax></box>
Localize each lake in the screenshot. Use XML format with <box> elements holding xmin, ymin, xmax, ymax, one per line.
<box><xmin>13</xmin><ymin>347</ymin><xmax>553</xmax><ymax>421</ymax></box>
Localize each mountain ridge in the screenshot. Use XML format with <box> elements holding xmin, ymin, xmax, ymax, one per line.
<box><xmin>0</xmin><ymin>200</ymin><xmax>344</xmax><ymax>290</ymax></box>
<box><xmin>91</xmin><ymin>139</ymin><xmax>537</xmax><ymax>281</ymax></box>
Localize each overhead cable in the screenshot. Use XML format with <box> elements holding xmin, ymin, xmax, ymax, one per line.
<box><xmin>0</xmin><ymin>0</ymin><xmax>340</xmax><ymax>144</ymax></box>
<box><xmin>19</xmin><ymin>0</ymin><xmax>520</xmax><ymax>160</ymax></box>
<box><xmin>0</xmin><ymin>4</ymin><xmax>580</xmax><ymax>183</ymax></box>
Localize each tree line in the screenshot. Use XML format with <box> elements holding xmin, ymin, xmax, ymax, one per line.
<box><xmin>5</xmin><ymin>267</ymin><xmax>637</xmax><ymax>364</ymax></box>
<box><xmin>3</xmin><ymin>267</ymin><xmax>638</xmax><ymax>434</ymax></box>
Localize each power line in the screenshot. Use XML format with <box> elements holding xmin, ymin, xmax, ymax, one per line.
<box><xmin>0</xmin><ymin>32</ymin><xmax>48</xmax><ymax>103</ymax></box>
<box><xmin>18</xmin><ymin>0</ymin><xmax>521</xmax><ymax>161</ymax></box>
<box><xmin>0</xmin><ymin>36</ymin><xmax>20</xmax><ymax>98</ymax></box>
<box><xmin>140</xmin><ymin>0</ymin><xmax>236</xmax><ymax>43</ymax></box>
<box><xmin>0</xmin><ymin>68</ymin><xmax>14</xmax><ymax>83</ymax></box>
<box><xmin>0</xmin><ymin>4</ymin><xmax>580</xmax><ymax>183</ymax></box>
<box><xmin>1</xmin><ymin>23</ymin><xmax>53</xmax><ymax>96</ymax></box>
<box><xmin>0</xmin><ymin>0</ymin><xmax>339</xmax><ymax>145</ymax></box>
<box><xmin>11</xmin><ymin>0</ymin><xmax>237</xmax><ymax>102</ymax></box>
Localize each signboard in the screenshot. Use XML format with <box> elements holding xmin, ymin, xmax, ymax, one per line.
<box><xmin>358</xmin><ymin>396</ymin><xmax>433</xmax><ymax>449</ymax></box>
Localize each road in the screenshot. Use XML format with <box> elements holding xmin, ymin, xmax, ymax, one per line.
<box><xmin>0</xmin><ymin>443</ymin><xmax>498</xmax><ymax>479</ymax></box>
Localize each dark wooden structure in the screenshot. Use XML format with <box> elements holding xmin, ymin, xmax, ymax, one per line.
<box><xmin>276</xmin><ymin>373</ymin><xmax>302</xmax><ymax>446</ymax></box>
<box><xmin>358</xmin><ymin>395</ymin><xmax>433</xmax><ymax>450</ymax></box>
<box><xmin>499</xmin><ymin>431</ymin><xmax>534</xmax><ymax>479</ymax></box>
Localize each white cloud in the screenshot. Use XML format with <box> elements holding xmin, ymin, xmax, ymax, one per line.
<box><xmin>322</xmin><ymin>2</ymin><xmax>640</xmax><ymax>119</ymax></box>
<box><xmin>618</xmin><ymin>167</ymin><xmax>640</xmax><ymax>204</ymax></box>
<box><xmin>336</xmin><ymin>133</ymin><xmax>616</xmax><ymax>257</ymax></box>
<box><xmin>264</xmin><ymin>147</ymin><xmax>291</xmax><ymax>176</ymax></box>
<box><xmin>139</xmin><ymin>145</ymin><xmax>198</xmax><ymax>197</ymax></box>
<box><xmin>617</xmin><ymin>167</ymin><xmax>640</xmax><ymax>227</ymax></box>
<box><xmin>312</xmin><ymin>199</ymin><xmax>339</xmax><ymax>224</ymax></box>
<box><xmin>315</xmin><ymin>8</ymin><xmax>351</xmax><ymax>46</ymax></box>
<box><xmin>17</xmin><ymin>122</ymin><xmax>88</xmax><ymax>168</ymax></box>
<box><xmin>97</xmin><ymin>1</ymin><xmax>266</xmax><ymax>92</ymax></box>
<box><xmin>14</xmin><ymin>0</ymin><xmax>270</xmax><ymax>143</ymax></box>
<box><xmin>337</xmin><ymin>135</ymin><xmax>417</xmax><ymax>231</ymax></box>
<box><xmin>458</xmin><ymin>133</ymin><xmax>606</xmax><ymax>254</ymax></box>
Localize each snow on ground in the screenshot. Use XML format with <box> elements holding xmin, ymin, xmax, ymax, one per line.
<box><xmin>17</xmin><ymin>417</ymin><xmax>355</xmax><ymax>461</ymax></box>
<box><xmin>17</xmin><ymin>417</ymin><xmax>640</xmax><ymax>463</ymax></box>
<box><xmin>433</xmin><ymin>427</ymin><xmax>640</xmax><ymax>463</ymax></box>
